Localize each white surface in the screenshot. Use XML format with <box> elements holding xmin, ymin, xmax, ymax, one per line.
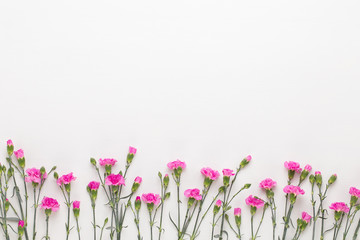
<box><xmin>1</xmin><ymin>1</ymin><xmax>360</xmax><ymax>239</ymax></box>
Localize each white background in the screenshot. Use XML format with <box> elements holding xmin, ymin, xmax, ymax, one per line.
<box><xmin>1</xmin><ymin>1</ymin><xmax>360</xmax><ymax>239</ymax></box>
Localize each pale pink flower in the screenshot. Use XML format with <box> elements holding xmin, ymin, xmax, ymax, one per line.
<box><xmin>141</xmin><ymin>193</ymin><xmax>161</xmax><ymax>205</ymax></box>
<box><xmin>349</xmin><ymin>187</ymin><xmax>360</xmax><ymax>198</ymax></box>
<box><xmin>304</xmin><ymin>164</ymin><xmax>312</xmax><ymax>172</ymax></box>
<box><xmin>184</xmin><ymin>188</ymin><xmax>202</xmax><ymax>201</ymax></box>
<box><xmin>57</xmin><ymin>172</ymin><xmax>76</xmax><ymax>186</ymax></box>
<box><xmin>284</xmin><ymin>161</ymin><xmax>301</xmax><ymax>171</ymax></box>
<box><xmin>134</xmin><ymin>176</ymin><xmax>142</xmax><ymax>184</ymax></box>
<box><xmin>234</xmin><ymin>208</ymin><xmax>241</xmax><ymax>216</ymax></box>
<box><xmin>167</xmin><ymin>160</ymin><xmax>186</xmax><ymax>170</ymax></box>
<box><xmin>105</xmin><ymin>174</ymin><xmax>125</xmax><ymax>186</ymax></box>
<box><xmin>25</xmin><ymin>168</ymin><xmax>47</xmax><ymax>184</ymax></box>
<box><xmin>329</xmin><ymin>202</ymin><xmax>349</xmax><ymax>213</ymax></box>
<box><xmin>129</xmin><ymin>146</ymin><xmax>137</xmax><ymax>154</ymax></box>
<box><xmin>259</xmin><ymin>178</ymin><xmax>277</xmax><ymax>190</ymax></box>
<box><xmin>14</xmin><ymin>149</ymin><xmax>24</xmax><ymax>159</ymax></box>
<box><xmin>215</xmin><ymin>200</ymin><xmax>222</xmax><ymax>207</ymax></box>
<box><xmin>40</xmin><ymin>197</ymin><xmax>60</xmax><ymax>212</ymax></box>
<box><xmin>73</xmin><ymin>201</ymin><xmax>80</xmax><ymax>209</ymax></box>
<box><xmin>302</xmin><ymin>212</ymin><xmax>311</xmax><ymax>223</ymax></box>
<box><xmin>99</xmin><ymin>158</ymin><xmax>117</xmax><ymax>166</ymax></box>
<box><xmin>283</xmin><ymin>185</ymin><xmax>305</xmax><ymax>195</ymax></box>
<box><xmin>18</xmin><ymin>220</ymin><xmax>24</xmax><ymax>227</ymax></box>
<box><xmin>200</xmin><ymin>167</ymin><xmax>220</xmax><ymax>180</ymax></box>
<box><xmin>88</xmin><ymin>181</ymin><xmax>100</xmax><ymax>190</ymax></box>
<box><xmin>245</xmin><ymin>195</ymin><xmax>265</xmax><ymax>209</ymax></box>
<box><xmin>7</xmin><ymin>140</ymin><xmax>13</xmax><ymax>146</ymax></box>
<box><xmin>246</xmin><ymin>155</ymin><xmax>252</xmax><ymax>162</ymax></box>
<box><xmin>222</xmin><ymin>169</ymin><xmax>235</xmax><ymax>177</ymax></box>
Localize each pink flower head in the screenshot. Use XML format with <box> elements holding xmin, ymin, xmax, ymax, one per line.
<box><xmin>184</xmin><ymin>188</ymin><xmax>202</xmax><ymax>201</ymax></box>
<box><xmin>304</xmin><ymin>164</ymin><xmax>312</xmax><ymax>172</ymax></box>
<box><xmin>259</xmin><ymin>178</ymin><xmax>277</xmax><ymax>190</ymax></box>
<box><xmin>88</xmin><ymin>181</ymin><xmax>100</xmax><ymax>190</ymax></box>
<box><xmin>200</xmin><ymin>167</ymin><xmax>220</xmax><ymax>180</ymax></box>
<box><xmin>215</xmin><ymin>200</ymin><xmax>222</xmax><ymax>207</ymax></box>
<box><xmin>283</xmin><ymin>185</ymin><xmax>305</xmax><ymax>195</ymax></box>
<box><xmin>7</xmin><ymin>140</ymin><xmax>13</xmax><ymax>146</ymax></box>
<box><xmin>245</xmin><ymin>195</ymin><xmax>265</xmax><ymax>209</ymax></box>
<box><xmin>167</xmin><ymin>159</ymin><xmax>186</xmax><ymax>170</ymax></box>
<box><xmin>73</xmin><ymin>201</ymin><xmax>80</xmax><ymax>209</ymax></box>
<box><xmin>57</xmin><ymin>172</ymin><xmax>76</xmax><ymax>186</ymax></box>
<box><xmin>136</xmin><ymin>196</ymin><xmax>141</xmax><ymax>201</ymax></box>
<box><xmin>129</xmin><ymin>146</ymin><xmax>137</xmax><ymax>154</ymax></box>
<box><xmin>134</xmin><ymin>176</ymin><xmax>142</xmax><ymax>184</ymax></box>
<box><xmin>329</xmin><ymin>202</ymin><xmax>349</xmax><ymax>213</ymax></box>
<box><xmin>141</xmin><ymin>193</ymin><xmax>161</xmax><ymax>205</ymax></box>
<box><xmin>99</xmin><ymin>158</ymin><xmax>117</xmax><ymax>167</ymax></box>
<box><xmin>234</xmin><ymin>208</ymin><xmax>241</xmax><ymax>216</ymax></box>
<box><xmin>222</xmin><ymin>169</ymin><xmax>235</xmax><ymax>177</ymax></box>
<box><xmin>25</xmin><ymin>168</ymin><xmax>47</xmax><ymax>184</ymax></box>
<box><xmin>14</xmin><ymin>149</ymin><xmax>24</xmax><ymax>159</ymax></box>
<box><xmin>105</xmin><ymin>174</ymin><xmax>125</xmax><ymax>186</ymax></box>
<box><xmin>40</xmin><ymin>197</ymin><xmax>60</xmax><ymax>212</ymax></box>
<box><xmin>284</xmin><ymin>161</ymin><xmax>301</xmax><ymax>171</ymax></box>
<box><xmin>18</xmin><ymin>220</ymin><xmax>24</xmax><ymax>227</ymax></box>
<box><xmin>302</xmin><ymin>212</ymin><xmax>311</xmax><ymax>223</ymax></box>
<box><xmin>349</xmin><ymin>187</ymin><xmax>360</xmax><ymax>198</ymax></box>
<box><xmin>315</xmin><ymin>171</ymin><xmax>321</xmax><ymax>175</ymax></box>
<box><xmin>246</xmin><ymin>155</ymin><xmax>252</xmax><ymax>162</ymax></box>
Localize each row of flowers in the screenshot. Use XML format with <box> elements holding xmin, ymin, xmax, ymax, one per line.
<box><xmin>1</xmin><ymin>139</ymin><xmax>359</xmax><ymax>240</ymax></box>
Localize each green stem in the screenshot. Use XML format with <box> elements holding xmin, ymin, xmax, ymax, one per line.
<box><xmin>352</xmin><ymin>217</ymin><xmax>360</xmax><ymax>240</ymax></box>
<box><xmin>177</xmin><ymin>179</ymin><xmax>181</xmax><ymax>239</ymax></box>
<box><xmin>251</xmin><ymin>215</ymin><xmax>254</xmax><ymax>239</ymax></box>
<box><xmin>211</xmin><ymin>214</ymin><xmax>216</xmax><ymax>240</ymax></box>
<box><xmin>219</xmin><ymin>187</ymin><xmax>227</xmax><ymax>240</ymax></box>
<box><xmin>282</xmin><ymin>203</ymin><xmax>294</xmax><ymax>240</ymax></box>
<box><xmin>32</xmin><ymin>188</ymin><xmax>37</xmax><ymax>240</ymax></box>
<box><xmin>45</xmin><ymin>215</ymin><xmax>49</xmax><ymax>240</ymax></box>
<box><xmin>92</xmin><ymin>204</ymin><xmax>96</xmax><ymax>240</ymax></box>
<box><xmin>76</xmin><ymin>218</ymin><xmax>81</xmax><ymax>240</ymax></box>
<box><xmin>66</xmin><ymin>191</ymin><xmax>71</xmax><ymax>240</ymax></box>
<box><xmin>254</xmin><ymin>206</ymin><xmax>267</xmax><ymax>239</ymax></box>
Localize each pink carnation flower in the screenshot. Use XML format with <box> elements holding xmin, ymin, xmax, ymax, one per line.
<box><xmin>184</xmin><ymin>188</ymin><xmax>202</xmax><ymax>201</ymax></box>
<box><xmin>18</xmin><ymin>220</ymin><xmax>24</xmax><ymax>227</ymax></box>
<box><xmin>134</xmin><ymin>176</ymin><xmax>142</xmax><ymax>184</ymax></box>
<box><xmin>315</xmin><ymin>171</ymin><xmax>321</xmax><ymax>175</ymax></box>
<box><xmin>245</xmin><ymin>195</ymin><xmax>265</xmax><ymax>209</ymax></box>
<box><xmin>283</xmin><ymin>185</ymin><xmax>305</xmax><ymax>195</ymax></box>
<box><xmin>246</xmin><ymin>155</ymin><xmax>252</xmax><ymax>162</ymax></box>
<box><xmin>304</xmin><ymin>164</ymin><xmax>312</xmax><ymax>172</ymax></box>
<box><xmin>14</xmin><ymin>149</ymin><xmax>24</xmax><ymax>159</ymax></box>
<box><xmin>40</xmin><ymin>197</ymin><xmax>60</xmax><ymax>212</ymax></box>
<box><xmin>88</xmin><ymin>181</ymin><xmax>100</xmax><ymax>190</ymax></box>
<box><xmin>302</xmin><ymin>212</ymin><xmax>311</xmax><ymax>223</ymax></box>
<box><xmin>222</xmin><ymin>169</ymin><xmax>235</xmax><ymax>177</ymax></box>
<box><xmin>200</xmin><ymin>167</ymin><xmax>220</xmax><ymax>180</ymax></box>
<box><xmin>284</xmin><ymin>161</ymin><xmax>301</xmax><ymax>171</ymax></box>
<box><xmin>259</xmin><ymin>178</ymin><xmax>277</xmax><ymax>190</ymax></box>
<box><xmin>105</xmin><ymin>174</ymin><xmax>125</xmax><ymax>186</ymax></box>
<box><xmin>167</xmin><ymin>160</ymin><xmax>186</xmax><ymax>170</ymax></box>
<box><xmin>57</xmin><ymin>172</ymin><xmax>76</xmax><ymax>186</ymax></box>
<box><xmin>329</xmin><ymin>202</ymin><xmax>349</xmax><ymax>213</ymax></box>
<box><xmin>141</xmin><ymin>193</ymin><xmax>161</xmax><ymax>205</ymax></box>
<box><xmin>136</xmin><ymin>196</ymin><xmax>141</xmax><ymax>201</ymax></box>
<box><xmin>215</xmin><ymin>199</ymin><xmax>222</xmax><ymax>207</ymax></box>
<box><xmin>129</xmin><ymin>146</ymin><xmax>137</xmax><ymax>154</ymax></box>
<box><xmin>25</xmin><ymin>168</ymin><xmax>47</xmax><ymax>184</ymax></box>
<box><xmin>234</xmin><ymin>207</ymin><xmax>241</xmax><ymax>216</ymax></box>
<box><xmin>7</xmin><ymin>140</ymin><xmax>13</xmax><ymax>146</ymax></box>
<box><xmin>99</xmin><ymin>158</ymin><xmax>117</xmax><ymax>166</ymax></box>
<box><xmin>349</xmin><ymin>187</ymin><xmax>360</xmax><ymax>198</ymax></box>
<box><xmin>73</xmin><ymin>201</ymin><xmax>80</xmax><ymax>209</ymax></box>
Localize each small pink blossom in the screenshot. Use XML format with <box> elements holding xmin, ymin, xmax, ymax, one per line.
<box><xmin>40</xmin><ymin>197</ymin><xmax>60</xmax><ymax>212</ymax></box>
<box><xmin>99</xmin><ymin>158</ymin><xmax>117</xmax><ymax>166</ymax></box>
<box><xmin>73</xmin><ymin>201</ymin><xmax>80</xmax><ymax>209</ymax></box>
<box><xmin>215</xmin><ymin>200</ymin><xmax>222</xmax><ymax>207</ymax></box>
<box><xmin>200</xmin><ymin>167</ymin><xmax>220</xmax><ymax>180</ymax></box>
<box><xmin>14</xmin><ymin>149</ymin><xmax>24</xmax><ymax>159</ymax></box>
<box><xmin>304</xmin><ymin>164</ymin><xmax>312</xmax><ymax>172</ymax></box>
<box><xmin>284</xmin><ymin>161</ymin><xmax>301</xmax><ymax>171</ymax></box>
<box><xmin>259</xmin><ymin>178</ymin><xmax>277</xmax><ymax>190</ymax></box>
<box><xmin>167</xmin><ymin>160</ymin><xmax>186</xmax><ymax>170</ymax></box>
<box><xmin>141</xmin><ymin>193</ymin><xmax>161</xmax><ymax>205</ymax></box>
<box><xmin>57</xmin><ymin>172</ymin><xmax>76</xmax><ymax>186</ymax></box>
<box><xmin>136</xmin><ymin>196</ymin><xmax>141</xmax><ymax>201</ymax></box>
<box><xmin>105</xmin><ymin>174</ymin><xmax>125</xmax><ymax>186</ymax></box>
<box><xmin>245</xmin><ymin>195</ymin><xmax>265</xmax><ymax>209</ymax></box>
<box><xmin>234</xmin><ymin>208</ymin><xmax>241</xmax><ymax>216</ymax></box>
<box><xmin>315</xmin><ymin>171</ymin><xmax>321</xmax><ymax>175</ymax></box>
<box><xmin>129</xmin><ymin>146</ymin><xmax>137</xmax><ymax>154</ymax></box>
<box><xmin>246</xmin><ymin>155</ymin><xmax>252</xmax><ymax>162</ymax></box>
<box><xmin>329</xmin><ymin>202</ymin><xmax>349</xmax><ymax>213</ymax></box>
<box><xmin>134</xmin><ymin>176</ymin><xmax>142</xmax><ymax>184</ymax></box>
<box><xmin>184</xmin><ymin>188</ymin><xmax>202</xmax><ymax>201</ymax></box>
<box><xmin>222</xmin><ymin>169</ymin><xmax>235</xmax><ymax>177</ymax></box>
<box><xmin>302</xmin><ymin>212</ymin><xmax>311</xmax><ymax>223</ymax></box>
<box><xmin>88</xmin><ymin>181</ymin><xmax>100</xmax><ymax>190</ymax></box>
<box><xmin>7</xmin><ymin>140</ymin><xmax>13</xmax><ymax>146</ymax></box>
<box><xmin>18</xmin><ymin>220</ymin><xmax>24</xmax><ymax>227</ymax></box>
<box><xmin>283</xmin><ymin>185</ymin><xmax>305</xmax><ymax>195</ymax></box>
<box><xmin>25</xmin><ymin>168</ymin><xmax>47</xmax><ymax>184</ymax></box>
<box><xmin>349</xmin><ymin>187</ymin><xmax>360</xmax><ymax>198</ymax></box>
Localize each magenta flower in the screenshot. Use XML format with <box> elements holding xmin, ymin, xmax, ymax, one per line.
<box><xmin>14</xmin><ymin>149</ymin><xmax>24</xmax><ymax>159</ymax></box>
<box><xmin>304</xmin><ymin>164</ymin><xmax>312</xmax><ymax>172</ymax></box>
<box><xmin>259</xmin><ymin>178</ymin><xmax>277</xmax><ymax>190</ymax></box>
<box><xmin>7</xmin><ymin>140</ymin><xmax>13</xmax><ymax>147</ymax></box>
<box><xmin>315</xmin><ymin>171</ymin><xmax>321</xmax><ymax>175</ymax></box>
<box><xmin>99</xmin><ymin>158</ymin><xmax>117</xmax><ymax>166</ymax></box>
<box><xmin>40</xmin><ymin>197</ymin><xmax>60</xmax><ymax>212</ymax></box>
<box><xmin>167</xmin><ymin>159</ymin><xmax>186</xmax><ymax>170</ymax></box>
<box><xmin>134</xmin><ymin>176</ymin><xmax>142</xmax><ymax>184</ymax></box>
<box><xmin>129</xmin><ymin>146</ymin><xmax>137</xmax><ymax>154</ymax></box>
<box><xmin>234</xmin><ymin>207</ymin><xmax>241</xmax><ymax>216</ymax></box>
<box><xmin>141</xmin><ymin>193</ymin><xmax>161</xmax><ymax>205</ymax></box>
<box><xmin>245</xmin><ymin>195</ymin><xmax>265</xmax><ymax>209</ymax></box>
<box><xmin>184</xmin><ymin>188</ymin><xmax>202</xmax><ymax>201</ymax></box>
<box><xmin>105</xmin><ymin>174</ymin><xmax>125</xmax><ymax>186</ymax></box>
<box><xmin>246</xmin><ymin>155</ymin><xmax>252</xmax><ymax>162</ymax></box>
<box><xmin>57</xmin><ymin>172</ymin><xmax>76</xmax><ymax>186</ymax></box>
<box><xmin>215</xmin><ymin>199</ymin><xmax>222</xmax><ymax>207</ymax></box>
<box><xmin>301</xmin><ymin>211</ymin><xmax>311</xmax><ymax>223</ymax></box>
<box><xmin>25</xmin><ymin>168</ymin><xmax>47</xmax><ymax>184</ymax></box>
<box><xmin>284</xmin><ymin>161</ymin><xmax>301</xmax><ymax>171</ymax></box>
<box><xmin>349</xmin><ymin>187</ymin><xmax>360</xmax><ymax>198</ymax></box>
<box><xmin>330</xmin><ymin>202</ymin><xmax>350</xmax><ymax>213</ymax></box>
<box><xmin>222</xmin><ymin>169</ymin><xmax>235</xmax><ymax>177</ymax></box>
<box><xmin>200</xmin><ymin>167</ymin><xmax>220</xmax><ymax>180</ymax></box>
<box><xmin>283</xmin><ymin>185</ymin><xmax>305</xmax><ymax>195</ymax></box>
<box><xmin>88</xmin><ymin>181</ymin><xmax>100</xmax><ymax>190</ymax></box>
<box><xmin>73</xmin><ymin>201</ymin><xmax>80</xmax><ymax>209</ymax></box>
<box><xmin>136</xmin><ymin>196</ymin><xmax>141</xmax><ymax>201</ymax></box>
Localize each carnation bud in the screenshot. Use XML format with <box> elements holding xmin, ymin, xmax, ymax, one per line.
<box><xmin>213</xmin><ymin>200</ymin><xmax>221</xmax><ymax>215</ymax></box>
<box><xmin>72</xmin><ymin>201</ymin><xmax>80</xmax><ymax>219</ymax></box>
<box><xmin>328</xmin><ymin>174</ymin><xmax>337</xmax><ymax>185</ymax></box>
<box><xmin>90</xmin><ymin>158</ymin><xmax>97</xmax><ymax>166</ymax></box>
<box><xmin>244</xmin><ymin>183</ymin><xmax>251</xmax><ymax>189</ymax></box>
<box><xmin>5</xmin><ymin>199</ymin><xmax>10</xmax><ymax>212</ymax></box>
<box><xmin>240</xmin><ymin>155</ymin><xmax>251</xmax><ymax>168</ymax></box>
<box><xmin>309</xmin><ymin>174</ymin><xmax>315</xmax><ymax>184</ymax></box>
<box><xmin>300</xmin><ymin>169</ymin><xmax>310</xmax><ymax>181</ymax></box>
<box><xmin>18</xmin><ymin>220</ymin><xmax>24</xmax><ymax>237</ymax></box>
<box><xmin>7</xmin><ymin>140</ymin><xmax>14</xmax><ymax>156</ymax></box>
<box><xmin>7</xmin><ymin>167</ymin><xmax>14</xmax><ymax>178</ymax></box>
<box><xmin>135</xmin><ymin>196</ymin><xmax>141</xmax><ymax>211</ymax></box>
<box><xmin>54</xmin><ymin>172</ymin><xmax>59</xmax><ymax>180</ymax></box>
<box><xmin>163</xmin><ymin>174</ymin><xmax>169</xmax><ymax>188</ymax></box>
<box><xmin>315</xmin><ymin>172</ymin><xmax>322</xmax><ymax>186</ymax></box>
<box><xmin>223</xmin><ymin>176</ymin><xmax>230</xmax><ymax>187</ymax></box>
